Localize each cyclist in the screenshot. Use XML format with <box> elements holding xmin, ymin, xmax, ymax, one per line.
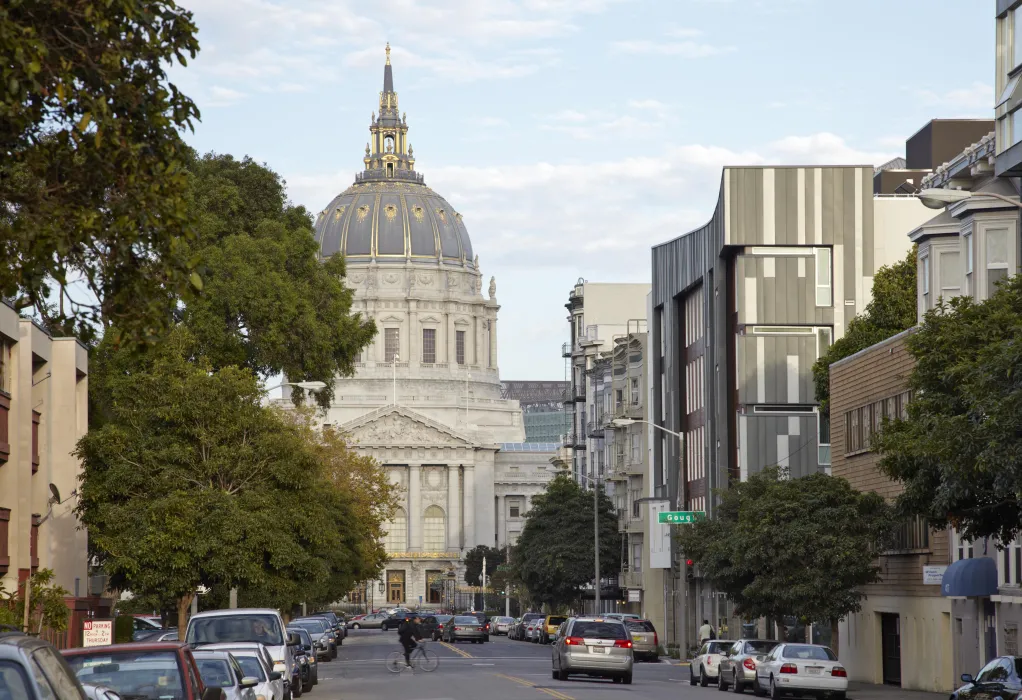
<box><xmin>398</xmin><ymin>615</ymin><xmax>423</xmax><ymax>668</ymax></box>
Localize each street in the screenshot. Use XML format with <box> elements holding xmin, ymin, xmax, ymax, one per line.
<box><xmin>325</xmin><ymin>630</ymin><xmax>689</xmax><ymax>700</ymax></box>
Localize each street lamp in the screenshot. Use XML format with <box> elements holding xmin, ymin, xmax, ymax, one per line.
<box><xmin>917</xmin><ymin>188</ymin><xmax>1022</xmax><ymax>210</ymax></box>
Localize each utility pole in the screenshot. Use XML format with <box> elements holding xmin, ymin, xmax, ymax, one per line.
<box><xmin>594</xmin><ymin>470</ymin><xmax>600</xmax><ymax>615</ymax></box>
<box><xmin>482</xmin><ymin>556</ymin><xmax>487</xmax><ymax>612</ymax></box>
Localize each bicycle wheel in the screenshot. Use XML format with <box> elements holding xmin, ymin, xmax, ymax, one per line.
<box><xmin>417</xmin><ymin>649</ymin><xmax>439</xmax><ymax>672</ymax></box>
<box><xmin>386</xmin><ymin>651</ymin><xmax>405</xmax><ymax>674</ymax></box>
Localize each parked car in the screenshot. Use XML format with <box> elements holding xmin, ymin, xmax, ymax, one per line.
<box><xmin>539</xmin><ymin>615</ymin><xmax>568</xmax><ymax>644</ymax></box>
<box><xmin>441</xmin><ymin>615</ymin><xmax>488</xmax><ymax>644</ymax></box>
<box><xmin>1</xmin><ymin>628</ymin><xmax>92</xmax><ymax>700</ymax></box>
<box><xmin>130</xmin><ymin>616</ymin><xmax>166</xmax><ymax>641</ymax></box>
<box><xmin>298</xmin><ymin>614</ymin><xmax>345</xmax><ymax>643</ymax></box>
<box><xmin>951</xmin><ymin>657</ymin><xmax>1022</xmax><ymax>700</ymax></box>
<box><xmin>550</xmin><ymin>617</ymin><xmax>633</xmax><ymax>684</ymax></box>
<box><xmin>288</xmin><ymin>618</ymin><xmax>336</xmax><ymax>659</ymax></box>
<box><xmin>194</xmin><ymin>643</ymin><xmax>285</xmax><ymax>700</ymax></box>
<box><xmin>752</xmin><ymin>643</ymin><xmax>847</xmax><ymax>700</ymax></box>
<box><xmin>64</xmin><ymin>642</ymin><xmax>225</xmax><ymax>700</ymax></box>
<box><xmin>717</xmin><ymin>639</ymin><xmax>779</xmax><ymax>693</ymax></box>
<box><xmin>192</xmin><ymin>650</ymin><xmax>260</xmax><ymax>700</ymax></box>
<box><xmin>491</xmin><ymin>616</ymin><xmax>515</xmax><ymax>635</ymax></box>
<box><xmin>515</xmin><ymin>614</ymin><xmax>544</xmax><ymax>641</ymax></box>
<box><xmin>690</xmin><ymin>639</ymin><xmax>735</xmax><ymax>687</ymax></box>
<box><xmin>286</xmin><ymin>627</ymin><xmax>318</xmax><ymax>691</ymax></box>
<box><xmin>418</xmin><ymin>615</ymin><xmax>450</xmax><ymax>641</ymax></box>
<box><xmin>525</xmin><ymin>617</ymin><xmax>543</xmax><ymax>642</ymax></box>
<box><xmin>604</xmin><ymin>613</ymin><xmax>640</xmax><ymax>622</ymax></box>
<box><xmin>624</xmin><ymin>619</ymin><xmax>659</xmax><ymax>662</ymax></box>
<box><xmin>185</xmin><ymin>608</ymin><xmax>299</xmax><ymax>700</ymax></box>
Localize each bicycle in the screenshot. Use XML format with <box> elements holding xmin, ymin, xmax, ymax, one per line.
<box><xmin>386</xmin><ymin>641</ymin><xmax>438</xmax><ymax>673</ymax></box>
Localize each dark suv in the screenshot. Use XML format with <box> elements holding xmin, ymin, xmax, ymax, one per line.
<box><xmin>381</xmin><ymin>611</ymin><xmax>416</xmax><ymax>631</ymax></box>
<box><xmin>0</xmin><ymin>628</ymin><xmax>87</xmax><ymax>700</ymax></box>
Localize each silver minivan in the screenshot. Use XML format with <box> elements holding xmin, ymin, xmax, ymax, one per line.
<box><xmin>551</xmin><ymin>617</ymin><xmax>634</xmax><ymax>684</ymax></box>
<box><xmin>186</xmin><ymin>609</ymin><xmax>298</xmax><ymax>700</ymax></box>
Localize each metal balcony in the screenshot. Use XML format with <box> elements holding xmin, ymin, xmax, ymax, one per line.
<box><xmin>572</xmin><ymin>384</ymin><xmax>586</xmax><ymax>402</ymax></box>
<box><xmin>587</xmin><ymin>420</ymin><xmax>604</xmax><ymax>438</ymax></box>
<box><xmin>561</xmin><ymin>342</ymin><xmax>573</xmax><ymax>358</ymax></box>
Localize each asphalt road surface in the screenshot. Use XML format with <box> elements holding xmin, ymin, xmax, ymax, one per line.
<box><xmin>316</xmin><ymin>629</ymin><xmax>696</xmax><ymax>700</ymax></box>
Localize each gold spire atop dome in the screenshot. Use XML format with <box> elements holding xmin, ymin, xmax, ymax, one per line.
<box><xmin>385</xmin><ymin>42</ymin><xmax>391</xmax><ymax>65</ymax></box>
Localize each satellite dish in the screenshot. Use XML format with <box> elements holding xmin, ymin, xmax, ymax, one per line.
<box><xmin>48</xmin><ymin>484</ymin><xmax>61</xmax><ymax>504</ymax></box>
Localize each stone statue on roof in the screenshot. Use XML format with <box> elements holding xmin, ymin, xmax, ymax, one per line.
<box><xmin>489</xmin><ymin>276</ymin><xmax>496</xmax><ymax>299</ymax></box>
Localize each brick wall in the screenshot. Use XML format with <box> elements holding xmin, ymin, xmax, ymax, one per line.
<box><xmin>830</xmin><ymin>328</ymin><xmax>949</xmax><ymax>597</ymax></box>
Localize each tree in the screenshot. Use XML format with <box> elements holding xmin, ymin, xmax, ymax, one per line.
<box><xmin>464</xmin><ymin>545</ymin><xmax>506</xmax><ymax>587</ymax></box>
<box><xmin>874</xmin><ymin>274</ymin><xmax>1022</xmax><ymax>544</ymax></box>
<box><xmin>513</xmin><ymin>474</ymin><xmax>620</xmax><ymax>609</ymax></box>
<box><xmin>178</xmin><ymin>152</ymin><xmax>375</xmax><ymax>406</ymax></box>
<box><xmin>813</xmin><ymin>248</ymin><xmax>917</xmax><ymax>415</ymax></box>
<box><xmin>0</xmin><ymin>569</ymin><xmax>71</xmax><ymax>633</ymax></box>
<box><xmin>676</xmin><ymin>467</ymin><xmax>895</xmax><ymax>653</ymax></box>
<box><xmin>1</xmin><ymin>0</ymin><xmax>202</xmax><ymax>345</ymax></box>
<box><xmin>76</xmin><ymin>328</ymin><xmax>346</xmax><ymax>631</ymax></box>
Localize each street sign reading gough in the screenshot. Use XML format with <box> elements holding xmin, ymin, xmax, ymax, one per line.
<box><xmin>657</xmin><ymin>511</ymin><xmax>705</xmax><ymax>524</ymax></box>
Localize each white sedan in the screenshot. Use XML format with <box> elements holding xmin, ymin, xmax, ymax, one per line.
<box><xmin>690</xmin><ymin>640</ymin><xmax>735</xmax><ymax>686</ymax></box>
<box><xmin>753</xmin><ymin>643</ymin><xmax>847</xmax><ymax>700</ymax></box>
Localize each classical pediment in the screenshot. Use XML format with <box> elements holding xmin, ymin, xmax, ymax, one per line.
<box><xmin>336</xmin><ymin>406</ymin><xmax>474</xmax><ymax>447</ymax></box>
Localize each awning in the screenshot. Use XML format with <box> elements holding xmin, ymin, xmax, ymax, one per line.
<box><xmin>942</xmin><ymin>557</ymin><xmax>998</xmax><ymax>597</ymax></box>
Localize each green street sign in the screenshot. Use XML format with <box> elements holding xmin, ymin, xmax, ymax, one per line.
<box><xmin>658</xmin><ymin>511</ymin><xmax>705</xmax><ymax>525</ymax></box>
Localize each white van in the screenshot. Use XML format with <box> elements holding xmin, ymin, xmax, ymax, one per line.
<box><xmin>185</xmin><ymin>608</ymin><xmax>298</xmax><ymax>700</ymax></box>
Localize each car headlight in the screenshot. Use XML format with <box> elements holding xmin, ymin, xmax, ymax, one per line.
<box><xmin>257</xmin><ymin>695</ymin><xmax>267</xmax><ymax>700</ymax></box>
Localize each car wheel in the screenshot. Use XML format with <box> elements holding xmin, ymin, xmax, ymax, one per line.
<box><xmin>831</xmin><ymin>693</ymin><xmax>845</xmax><ymax>700</ymax></box>
<box><xmin>691</xmin><ymin>666</ymin><xmax>699</xmax><ymax>686</ymax></box>
<box><xmin>352</xmin><ymin>623</ymin><xmax>360</xmax><ymax>630</ymax></box>
<box><xmin>733</xmin><ymin>671</ymin><xmax>744</xmax><ymax>694</ymax></box>
<box><xmin>558</xmin><ymin>668</ymin><xmax>569</xmax><ymax>681</ymax></box>
<box><xmin>613</xmin><ymin>677</ymin><xmax>623</xmax><ymax>684</ymax></box>
<box><xmin>701</xmin><ymin>666</ymin><xmax>710</xmax><ymax>687</ymax></box>
<box><xmin>770</xmin><ymin>677</ymin><xmax>783</xmax><ymax>700</ymax></box>
<box><xmin>623</xmin><ymin>673</ymin><xmax>632</xmax><ymax>685</ymax></box>
<box><xmin>718</xmin><ymin>671</ymin><xmax>729</xmax><ymax>691</ymax></box>
<box><xmin>292</xmin><ymin>682</ymin><xmax>302</xmax><ymax>699</ymax></box>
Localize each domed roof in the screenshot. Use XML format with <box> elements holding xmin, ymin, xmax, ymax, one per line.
<box><xmin>314</xmin><ymin>180</ymin><xmax>473</xmax><ymax>265</ymax></box>
<box><xmin>314</xmin><ymin>44</ymin><xmax>473</xmax><ymax>267</ymax></box>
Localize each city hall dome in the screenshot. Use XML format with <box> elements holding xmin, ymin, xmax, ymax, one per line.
<box><xmin>314</xmin><ymin>44</ymin><xmax>474</xmax><ymax>267</ymax></box>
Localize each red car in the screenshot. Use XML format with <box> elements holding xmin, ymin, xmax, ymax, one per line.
<box><xmin>63</xmin><ymin>642</ymin><xmax>224</xmax><ymax>700</ymax></box>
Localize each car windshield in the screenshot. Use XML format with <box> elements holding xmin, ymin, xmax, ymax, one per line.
<box><xmin>66</xmin><ymin>651</ymin><xmax>185</xmax><ymax>700</ymax></box>
<box><xmin>627</xmin><ymin>621</ymin><xmax>656</xmax><ymax>633</ymax></box>
<box><xmin>287</xmin><ymin>629</ymin><xmax>313</xmax><ymax>646</ymax></box>
<box><xmin>187</xmin><ymin>615</ymin><xmax>284</xmax><ymax>646</ymax></box>
<box><xmin>496</xmin><ymin>617</ymin><xmax>514</xmax><ymax>623</ymax></box>
<box><xmin>782</xmin><ymin>645</ymin><xmax>837</xmax><ymax>661</ymax></box>
<box><xmin>291</xmin><ymin>620</ymin><xmax>328</xmax><ymax>633</ymax></box>
<box><xmin>0</xmin><ymin>662</ymin><xmax>32</xmax><ymax>700</ymax></box>
<box><xmin>745</xmin><ymin>641</ymin><xmax>777</xmax><ymax>654</ymax></box>
<box><xmin>708</xmin><ymin>642</ymin><xmax>734</xmax><ymax>654</ymax></box>
<box><xmin>572</xmin><ymin>622</ymin><xmax>626</xmax><ymax>640</ymax></box>
<box><xmin>435</xmin><ymin>616</ymin><xmax>452</xmax><ymax>622</ymax></box>
<box><xmin>453</xmin><ymin>617</ymin><xmax>479</xmax><ymax>624</ymax></box>
<box><xmin>195</xmin><ymin>659</ymin><xmax>235</xmax><ymax>688</ymax></box>
<box><xmin>547</xmin><ymin>617</ymin><xmax>567</xmax><ymax>626</ymax></box>
<box><xmin>232</xmin><ymin>657</ymin><xmax>265</xmax><ymax>682</ymax></box>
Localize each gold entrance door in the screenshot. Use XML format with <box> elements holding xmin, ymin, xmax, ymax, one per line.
<box><xmin>387</xmin><ymin>570</ymin><xmax>405</xmax><ymax>603</ymax></box>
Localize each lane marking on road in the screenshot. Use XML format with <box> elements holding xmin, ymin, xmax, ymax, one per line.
<box><xmin>438</xmin><ymin>641</ymin><xmax>474</xmax><ymax>659</ymax></box>
<box><xmin>472</xmin><ymin>663</ymin><xmax>495</xmax><ymax>666</ymax></box>
<box><xmin>494</xmin><ymin>673</ymin><xmax>575</xmax><ymax>700</ymax></box>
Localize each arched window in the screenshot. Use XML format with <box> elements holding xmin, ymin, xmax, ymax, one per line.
<box><xmin>384</xmin><ymin>508</ymin><xmax>407</xmax><ymax>554</ymax></box>
<box><xmin>423</xmin><ymin>505</ymin><xmax>446</xmax><ymax>552</ymax></box>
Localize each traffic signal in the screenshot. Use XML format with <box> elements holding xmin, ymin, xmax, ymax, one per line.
<box><xmin>685</xmin><ymin>559</ymin><xmax>695</xmax><ymax>582</ymax></box>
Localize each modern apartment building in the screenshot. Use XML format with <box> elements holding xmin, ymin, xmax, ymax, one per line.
<box><xmin>995</xmin><ymin>0</ymin><xmax>1022</xmax><ymax>175</ymax></box>
<box><xmin>500</xmin><ymin>381</ymin><xmax>570</xmax><ymax>443</ymax></box>
<box><xmin>649</xmin><ymin>164</ymin><xmax>934</xmax><ymax>651</ymax></box>
<box><xmin>562</xmin><ymin>281</ymin><xmax>650</xmax><ymax>488</ymax></box>
<box><xmin>0</xmin><ymin>301</ymin><xmax>101</xmax><ymax>643</ymax></box>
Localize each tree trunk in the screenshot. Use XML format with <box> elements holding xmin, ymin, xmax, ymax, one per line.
<box><xmin>177</xmin><ymin>593</ymin><xmax>194</xmax><ymax>636</ymax></box>
<box><xmin>830</xmin><ymin>619</ymin><xmax>840</xmax><ymax>656</ymax></box>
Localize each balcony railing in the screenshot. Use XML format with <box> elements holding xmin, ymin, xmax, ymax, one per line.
<box><xmin>587</xmin><ymin>420</ymin><xmax>604</xmax><ymax>438</ymax></box>
<box><xmin>572</xmin><ymin>384</ymin><xmax>586</xmax><ymax>402</ymax></box>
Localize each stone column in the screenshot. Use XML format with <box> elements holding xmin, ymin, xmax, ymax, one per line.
<box><xmin>463</xmin><ymin>466</ymin><xmax>476</xmax><ymax>549</ymax></box>
<box><xmin>409</xmin><ymin>304</ymin><xmax>419</xmax><ymax>368</ymax></box>
<box><xmin>447</xmin><ymin>465</ymin><xmax>461</xmax><ymax>551</ymax></box>
<box><xmin>409</xmin><ymin>465</ymin><xmax>422</xmax><ymax>552</ymax></box>
<box><xmin>447</xmin><ymin>313</ymin><xmax>457</xmax><ymax>366</ymax></box>
<box><xmin>496</xmin><ymin>494</ymin><xmax>506</xmax><ymax>548</ymax></box>
<box><xmin>489</xmin><ymin>317</ymin><xmax>498</xmax><ymax>369</ymax></box>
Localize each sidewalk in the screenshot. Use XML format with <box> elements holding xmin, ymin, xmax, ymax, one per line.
<box><xmin>848</xmin><ymin>682</ymin><xmax>947</xmax><ymax>700</ymax></box>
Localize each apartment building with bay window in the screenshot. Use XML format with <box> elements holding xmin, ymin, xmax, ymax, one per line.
<box><xmin>649</xmin><ymin>164</ymin><xmax>933</xmax><ymax>651</ymax></box>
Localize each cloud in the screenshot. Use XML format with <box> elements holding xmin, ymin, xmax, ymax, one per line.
<box><xmin>611</xmin><ymin>39</ymin><xmax>735</xmax><ymax>58</ymax></box>
<box><xmin>205</xmin><ymin>85</ymin><xmax>246</xmax><ymax>107</ymax></box>
<box><xmin>913</xmin><ymin>81</ymin><xmax>993</xmax><ymax>114</ymax></box>
<box><xmin>538</xmin><ymin>102</ymin><xmax>674</xmax><ymax>139</ymax></box>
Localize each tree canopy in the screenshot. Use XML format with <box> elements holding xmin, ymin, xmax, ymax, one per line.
<box><xmin>677</xmin><ymin>467</ymin><xmax>895</xmax><ymax>640</ymax></box>
<box><xmin>76</xmin><ymin>329</ymin><xmax>381</xmax><ymax>630</ymax></box>
<box><xmin>513</xmin><ymin>474</ymin><xmax>620</xmax><ymax>608</ymax></box>
<box><xmin>875</xmin><ymin>274</ymin><xmax>1022</xmax><ymax>544</ymax></box>
<box><xmin>813</xmin><ymin>248</ymin><xmax>917</xmax><ymax>415</ymax></box>
<box><xmin>1</xmin><ymin>0</ymin><xmax>202</xmax><ymax>345</ymax></box>
<box><xmin>464</xmin><ymin>545</ymin><xmax>506</xmax><ymax>587</ymax></box>
<box><xmin>179</xmin><ymin>152</ymin><xmax>375</xmax><ymax>405</ymax></box>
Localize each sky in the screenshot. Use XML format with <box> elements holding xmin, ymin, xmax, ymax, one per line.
<box><xmin>173</xmin><ymin>0</ymin><xmax>993</xmax><ymax>381</ymax></box>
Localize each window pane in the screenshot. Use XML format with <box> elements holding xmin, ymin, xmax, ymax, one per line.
<box><xmin>423</xmin><ymin>505</ymin><xmax>446</xmax><ymax>552</ymax></box>
<box><xmin>1014</xmin><ymin>109</ymin><xmax>1022</xmax><ymax>147</ymax></box>
<box><xmin>815</xmin><ymin>248</ymin><xmax>831</xmax><ymax>285</ymax></box>
<box><xmin>988</xmin><ymin>267</ymin><xmax>1009</xmax><ymax>297</ymax></box>
<box><xmin>964</xmin><ymin>233</ymin><xmax>974</xmax><ymax>274</ymax></box>
<box><xmin>422</xmin><ymin>328</ymin><xmax>436</xmax><ymax>364</ymax></box>
<box><xmin>385</xmin><ymin>328</ymin><xmax>400</xmax><ymax>361</ymax></box>
<box><xmin>921</xmin><ymin>257</ymin><xmax>930</xmax><ymax>294</ymax></box>
<box><xmin>941</xmin><ymin>252</ymin><xmax>961</xmax><ymax>287</ymax></box>
<box><xmin>456</xmin><ymin>330</ymin><xmax>466</xmax><ymax>365</ymax></box>
<box><xmin>1015</xmin><ymin>8</ymin><xmax>1022</xmax><ymax>68</ymax></box>
<box><xmin>987</xmin><ymin>229</ymin><xmax>1009</xmax><ymax>265</ymax></box>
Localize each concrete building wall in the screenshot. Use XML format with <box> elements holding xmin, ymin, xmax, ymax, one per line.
<box><xmin>0</xmin><ymin>303</ymin><xmax>89</xmax><ymax>598</ymax></box>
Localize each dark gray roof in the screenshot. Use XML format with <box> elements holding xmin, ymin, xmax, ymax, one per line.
<box><xmin>500</xmin><ymin>380</ymin><xmax>569</xmax><ymax>403</ymax></box>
